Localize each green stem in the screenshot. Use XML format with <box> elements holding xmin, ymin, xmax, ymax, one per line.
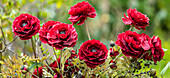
<box><xmin>60</xmin><ymin>49</ymin><xmax>62</xmax><ymax>75</ymax></box>
<box><xmin>137</xmin><ymin>51</ymin><xmax>149</xmax><ymax>61</ymax></box>
<box><xmin>0</xmin><ymin>41</ymin><xmax>2</xmax><ymax>73</ymax></box>
<box><xmin>129</xmin><ymin>26</ymin><xmax>133</xmax><ymax>31</ymax></box>
<box><xmin>84</xmin><ymin>21</ymin><xmax>91</xmax><ymax>40</ymax></box>
<box><xmin>0</xmin><ymin>18</ymin><xmax>4</xmax><ymax>74</ymax></box>
<box><xmin>31</xmin><ymin>38</ymin><xmax>39</xmax><ymax>77</ymax></box>
<box><xmin>113</xmin><ymin>51</ymin><xmax>122</xmax><ymax>61</ymax></box>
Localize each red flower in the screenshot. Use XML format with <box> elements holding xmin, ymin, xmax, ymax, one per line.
<box><xmin>140</xmin><ymin>33</ymin><xmax>152</xmax><ymax>51</ymax></box>
<box><xmin>151</xmin><ymin>36</ymin><xmax>164</xmax><ymax>63</ymax></box>
<box><xmin>122</xmin><ymin>7</ymin><xmax>149</xmax><ymax>30</ymax></box>
<box><xmin>68</xmin><ymin>1</ymin><xmax>96</xmax><ymax>25</ymax></box>
<box><xmin>78</xmin><ymin>39</ymin><xmax>108</xmax><ymax>68</ymax></box>
<box><xmin>139</xmin><ymin>34</ymin><xmax>164</xmax><ymax>63</ymax></box>
<box><xmin>143</xmin><ymin>36</ymin><xmax>164</xmax><ymax>63</ymax></box>
<box><xmin>140</xmin><ymin>33</ymin><xmax>152</xmax><ymax>60</ymax></box>
<box><xmin>39</xmin><ymin>21</ymin><xmax>78</xmax><ymax>50</ymax></box>
<box><xmin>12</xmin><ymin>13</ymin><xmax>40</xmax><ymax>40</ymax></box>
<box><xmin>115</xmin><ymin>30</ymin><xmax>142</xmax><ymax>58</ymax></box>
<box><xmin>109</xmin><ymin>48</ymin><xmax>119</xmax><ymax>57</ymax></box>
<box><xmin>32</xmin><ymin>66</ymin><xmax>43</xmax><ymax>78</ymax></box>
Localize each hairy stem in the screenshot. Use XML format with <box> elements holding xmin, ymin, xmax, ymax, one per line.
<box><xmin>84</xmin><ymin>21</ymin><xmax>91</xmax><ymax>40</ymax></box>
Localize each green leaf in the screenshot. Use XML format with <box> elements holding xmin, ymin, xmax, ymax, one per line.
<box><xmin>28</xmin><ymin>62</ymin><xmax>43</xmax><ymax>70</ymax></box>
<box><xmin>160</xmin><ymin>61</ymin><xmax>170</xmax><ymax>77</ymax></box>
<box><xmin>60</xmin><ymin>48</ymin><xmax>72</xmax><ymax>74</ymax></box>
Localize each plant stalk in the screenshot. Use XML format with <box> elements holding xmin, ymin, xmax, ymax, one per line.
<box><xmin>31</xmin><ymin>38</ymin><xmax>39</xmax><ymax>77</ymax></box>
<box><xmin>0</xmin><ymin>41</ymin><xmax>2</xmax><ymax>73</ymax></box>
<box><xmin>84</xmin><ymin>21</ymin><xmax>91</xmax><ymax>40</ymax></box>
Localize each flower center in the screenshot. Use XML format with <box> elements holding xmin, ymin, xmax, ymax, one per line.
<box><xmin>91</xmin><ymin>48</ymin><xmax>97</xmax><ymax>52</ymax></box>
<box><xmin>22</xmin><ymin>22</ymin><xmax>27</xmax><ymax>27</ymax></box>
<box><xmin>59</xmin><ymin>31</ymin><xmax>66</xmax><ymax>34</ymax></box>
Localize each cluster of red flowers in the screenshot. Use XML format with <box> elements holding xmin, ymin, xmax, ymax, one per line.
<box><xmin>115</xmin><ymin>30</ymin><xmax>164</xmax><ymax>63</ymax></box>
<box><xmin>12</xmin><ymin>1</ymin><xmax>165</xmax><ymax>78</ymax></box>
<box><xmin>119</xmin><ymin>7</ymin><xmax>164</xmax><ymax>63</ymax></box>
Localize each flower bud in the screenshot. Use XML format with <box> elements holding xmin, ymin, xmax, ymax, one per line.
<box><xmin>110</xmin><ymin>41</ymin><xmax>115</xmax><ymax>47</ymax></box>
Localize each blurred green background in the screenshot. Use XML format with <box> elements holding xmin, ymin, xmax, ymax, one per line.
<box><xmin>0</xmin><ymin>0</ymin><xmax>170</xmax><ymax>77</ymax></box>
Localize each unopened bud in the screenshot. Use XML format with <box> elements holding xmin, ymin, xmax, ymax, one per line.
<box><xmin>110</xmin><ymin>41</ymin><xmax>115</xmax><ymax>47</ymax></box>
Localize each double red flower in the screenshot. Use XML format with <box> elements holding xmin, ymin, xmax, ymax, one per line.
<box><xmin>122</xmin><ymin>7</ymin><xmax>149</xmax><ymax>30</ymax></box>
<box><xmin>78</xmin><ymin>39</ymin><xmax>108</xmax><ymax>68</ymax></box>
<box><xmin>12</xmin><ymin>13</ymin><xmax>40</xmax><ymax>40</ymax></box>
<box><xmin>68</xmin><ymin>1</ymin><xmax>96</xmax><ymax>25</ymax></box>
<box><xmin>39</xmin><ymin>21</ymin><xmax>78</xmax><ymax>50</ymax></box>
<box><xmin>141</xmin><ymin>35</ymin><xmax>165</xmax><ymax>63</ymax></box>
<box><xmin>115</xmin><ymin>30</ymin><xmax>143</xmax><ymax>58</ymax></box>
